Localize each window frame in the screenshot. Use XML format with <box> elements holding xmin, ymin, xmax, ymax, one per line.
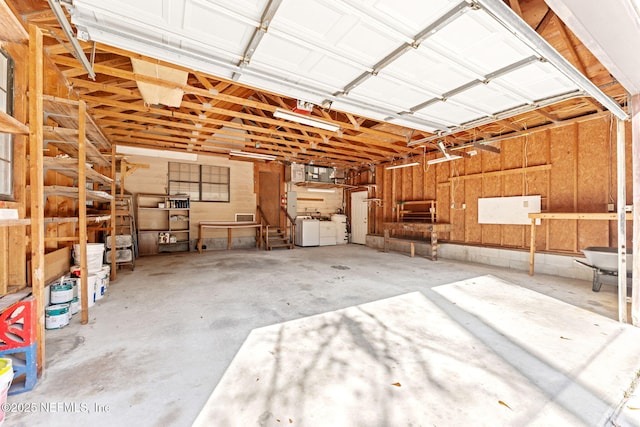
<box><xmin>0</xmin><ymin>48</ymin><xmax>15</xmax><ymax>201</ymax></box>
<box><xmin>167</xmin><ymin>162</ymin><xmax>230</xmax><ymax>202</ymax></box>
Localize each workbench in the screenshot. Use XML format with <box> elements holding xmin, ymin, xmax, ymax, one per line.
<box><xmin>382</xmin><ymin>222</ymin><xmax>451</xmax><ymax>261</ymax></box>
<box><xmin>197</xmin><ymin>221</ymin><xmax>262</xmax><ymax>253</ymax></box>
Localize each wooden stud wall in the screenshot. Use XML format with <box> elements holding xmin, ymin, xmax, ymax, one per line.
<box><xmin>367</xmin><ymin>115</ymin><xmax>633</xmax><ymax>254</ymax></box>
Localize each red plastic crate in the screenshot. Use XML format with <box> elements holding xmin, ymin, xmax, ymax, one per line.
<box><xmin>0</xmin><ymin>298</ymin><xmax>36</xmax><ymax>351</ymax></box>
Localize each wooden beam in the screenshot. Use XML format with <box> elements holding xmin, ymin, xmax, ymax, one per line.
<box><xmin>28</xmin><ymin>23</ymin><xmax>45</xmax><ymax>375</ymax></box>
<box><xmin>449</xmin><ymin>164</ymin><xmax>551</xmax><ymax>182</ymax></box>
<box><xmin>110</xmin><ymin>142</ymin><xmax>117</xmax><ymax>281</ymax></box>
<box><xmin>508</xmin><ymin>0</ymin><xmax>523</xmax><ymax>18</ymax></box>
<box><xmin>552</xmin><ymin>15</ymin><xmax>587</xmax><ymax>75</ymax></box>
<box><xmin>78</xmin><ymin>100</ymin><xmax>89</xmax><ymax>325</ymax></box>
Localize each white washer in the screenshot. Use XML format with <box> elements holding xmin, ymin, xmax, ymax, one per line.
<box><xmin>294</xmin><ymin>217</ymin><xmax>320</xmax><ymax>247</ymax></box>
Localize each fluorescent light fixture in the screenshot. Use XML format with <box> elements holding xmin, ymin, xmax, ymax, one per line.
<box><xmin>229</xmin><ymin>150</ymin><xmax>276</xmax><ymax>161</ymax></box>
<box><xmin>116</xmin><ymin>145</ymin><xmax>198</xmax><ymax>161</ymax></box>
<box><xmin>427</xmin><ymin>155</ymin><xmax>462</xmax><ymax>165</ymax></box>
<box><xmin>273</xmin><ymin>108</ymin><xmax>340</xmax><ymax>132</ymax></box>
<box><xmin>385</xmin><ymin>162</ymin><xmax>420</xmax><ymax>170</ymax></box>
<box><xmin>307</xmin><ymin>188</ymin><xmax>335</xmax><ymax>193</ymax></box>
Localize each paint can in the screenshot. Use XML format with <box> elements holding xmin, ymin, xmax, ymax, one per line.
<box><xmin>101</xmin><ymin>265</ymin><xmax>111</xmax><ymax>289</ymax></box>
<box><xmin>95</xmin><ymin>268</ymin><xmax>109</xmax><ymax>299</ymax></box>
<box><xmin>73</xmin><ymin>243</ymin><xmax>105</xmax><ymax>273</ymax></box>
<box><xmin>45</xmin><ymin>304</ymin><xmax>70</xmax><ymax>329</ymax></box>
<box><xmin>69</xmin><ymin>265</ymin><xmax>81</xmax><ymax>277</ymax></box>
<box><xmin>76</xmin><ymin>276</ymin><xmax>96</xmax><ymax>307</ymax></box>
<box><xmin>50</xmin><ymin>281</ymin><xmax>74</xmax><ymax>304</ymax></box>
<box><xmin>69</xmin><ymin>297</ymin><xmax>79</xmax><ymax>315</ymax></box>
<box><xmin>0</xmin><ymin>358</ymin><xmax>13</xmax><ymax>426</ymax></box>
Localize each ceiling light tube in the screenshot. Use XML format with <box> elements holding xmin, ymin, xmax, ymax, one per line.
<box><xmin>385</xmin><ymin>162</ymin><xmax>420</xmax><ymax>170</ymax></box>
<box><xmin>307</xmin><ymin>188</ymin><xmax>335</xmax><ymax>193</ymax></box>
<box><xmin>229</xmin><ymin>150</ymin><xmax>276</xmax><ymax>161</ymax></box>
<box><xmin>427</xmin><ymin>156</ymin><xmax>462</xmax><ymax>165</ymax></box>
<box><xmin>273</xmin><ymin>109</ymin><xmax>340</xmax><ymax>132</ymax></box>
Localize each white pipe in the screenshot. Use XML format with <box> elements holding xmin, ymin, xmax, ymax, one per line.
<box><xmin>616</xmin><ymin>118</ymin><xmax>628</xmax><ymax>323</ymax></box>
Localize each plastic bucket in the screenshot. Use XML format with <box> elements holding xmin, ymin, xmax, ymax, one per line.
<box><xmin>100</xmin><ymin>265</ymin><xmax>111</xmax><ymax>289</ymax></box>
<box><xmin>69</xmin><ymin>297</ymin><xmax>79</xmax><ymax>315</ymax></box>
<box><xmin>76</xmin><ymin>276</ymin><xmax>96</xmax><ymax>308</ymax></box>
<box><xmin>45</xmin><ymin>304</ymin><xmax>70</xmax><ymax>329</ymax></box>
<box><xmin>50</xmin><ymin>281</ymin><xmax>74</xmax><ymax>304</ymax></box>
<box><xmin>0</xmin><ymin>358</ymin><xmax>13</xmax><ymax>426</ymax></box>
<box><xmin>95</xmin><ymin>268</ymin><xmax>109</xmax><ymax>299</ymax></box>
<box><xmin>73</xmin><ymin>243</ymin><xmax>105</xmax><ymax>273</ymax></box>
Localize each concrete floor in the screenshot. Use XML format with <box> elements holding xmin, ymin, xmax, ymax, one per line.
<box><xmin>6</xmin><ymin>244</ymin><xmax>640</xmax><ymax>426</ymax></box>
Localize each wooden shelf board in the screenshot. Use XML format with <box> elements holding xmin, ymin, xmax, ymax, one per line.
<box><xmin>42</xmin><ymin>95</ymin><xmax>111</xmax><ymax>151</ymax></box>
<box><xmin>44</xmin><ymin>127</ymin><xmax>111</xmax><ymax>167</ymax></box>
<box><xmin>43</xmin><ymin>157</ymin><xmax>113</xmax><ymax>185</ymax></box>
<box><xmin>0</xmin><ymin>111</ymin><xmax>28</xmax><ymax>134</ymax></box>
<box><xmin>0</xmin><ymin>218</ymin><xmax>30</xmax><ymax>227</ymax></box>
<box><xmin>42</xmin><ymin>185</ymin><xmax>114</xmax><ymax>202</ymax></box>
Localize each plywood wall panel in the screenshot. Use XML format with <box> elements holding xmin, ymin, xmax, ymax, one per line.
<box><xmin>547</xmin><ymin>220</ymin><xmax>576</xmax><ymax>252</ymax></box>
<box><xmin>549</xmin><ymin>124</ymin><xmax>577</xmax><ymax>212</ymax></box>
<box><xmin>502</xmin><ymin>224</ymin><xmax>524</xmax><ymax>247</ymax></box>
<box><xmin>525</xmin><ymin>170</ymin><xmax>548</xmax><ymax>200</ymax></box>
<box><xmin>577</xmin><ymin>118</ymin><xmax>609</xmax><ymax>211</ymax></box>
<box><xmin>365</xmin><ymin>115</ymin><xmax>630</xmax><ymax>252</ymax></box>
<box><xmin>502</xmin><ymin>136</ymin><xmax>523</xmax><ymax>170</ymax></box>
<box><xmin>525</xmin><ymin>131</ymin><xmax>550</xmax><ymax>165</ymax></box>
<box><xmin>464</xmin><ymin>179</ymin><xmax>481</xmax><ymax>243</ymax></box>
<box><xmin>482</xmin><ymin>176</ymin><xmax>502</xmax><ymax>198</ymax></box>
<box><xmin>465</xmin><ymin>151</ymin><xmax>483</xmax><ymax>175</ymax></box>
<box><xmin>577</xmin><ymin>219</ymin><xmax>610</xmax><ymax>249</ymax></box>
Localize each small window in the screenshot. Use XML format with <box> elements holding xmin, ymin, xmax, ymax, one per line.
<box><xmin>0</xmin><ymin>49</ymin><xmax>14</xmax><ymax>200</ymax></box>
<box><xmin>168</xmin><ymin>162</ymin><xmax>230</xmax><ymax>202</ymax></box>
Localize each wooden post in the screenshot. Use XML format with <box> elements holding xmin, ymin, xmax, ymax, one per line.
<box><xmin>78</xmin><ymin>101</ymin><xmax>89</xmax><ymax>325</ymax></box>
<box><xmin>110</xmin><ymin>143</ymin><xmax>117</xmax><ymax>280</ymax></box>
<box><xmin>632</xmin><ymin>95</ymin><xmax>640</xmax><ymax>327</ymax></box>
<box><xmin>529</xmin><ymin>218</ymin><xmax>536</xmax><ymax>275</ymax></box>
<box><xmin>28</xmin><ymin>24</ymin><xmax>45</xmax><ymax>374</ymax></box>
<box><xmin>383</xmin><ymin>229</ymin><xmax>390</xmax><ymax>253</ymax></box>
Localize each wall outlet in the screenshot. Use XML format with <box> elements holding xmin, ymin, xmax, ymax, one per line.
<box><xmin>607</xmin><ymin>203</ymin><xmax>615</xmax><ymax>212</ymax></box>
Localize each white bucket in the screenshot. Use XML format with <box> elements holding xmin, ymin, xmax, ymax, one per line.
<box><xmin>69</xmin><ymin>297</ymin><xmax>79</xmax><ymax>315</ymax></box>
<box><xmin>77</xmin><ymin>276</ymin><xmax>96</xmax><ymax>308</ymax></box>
<box><xmin>95</xmin><ymin>268</ymin><xmax>109</xmax><ymax>299</ymax></box>
<box><xmin>73</xmin><ymin>243</ymin><xmax>105</xmax><ymax>273</ymax></box>
<box><xmin>101</xmin><ymin>265</ymin><xmax>111</xmax><ymax>289</ymax></box>
<box><xmin>0</xmin><ymin>358</ymin><xmax>13</xmax><ymax>426</ymax></box>
<box><xmin>45</xmin><ymin>304</ymin><xmax>70</xmax><ymax>329</ymax></box>
<box><xmin>51</xmin><ymin>280</ymin><xmax>74</xmax><ymax>304</ymax></box>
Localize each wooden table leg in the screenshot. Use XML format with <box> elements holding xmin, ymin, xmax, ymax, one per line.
<box><xmin>198</xmin><ymin>225</ymin><xmax>203</xmax><ymax>254</ymax></box>
<box><xmin>529</xmin><ymin>218</ymin><xmax>536</xmax><ymax>275</ymax></box>
<box><xmin>384</xmin><ymin>229</ymin><xmax>390</xmax><ymax>253</ymax></box>
<box><xmin>227</xmin><ymin>228</ymin><xmax>232</xmax><ymax>250</ymax></box>
<box><xmin>431</xmin><ymin>231</ymin><xmax>438</xmax><ymax>261</ymax></box>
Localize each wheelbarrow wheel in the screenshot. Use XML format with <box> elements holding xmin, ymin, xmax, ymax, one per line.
<box><xmin>592</xmin><ymin>270</ymin><xmax>602</xmax><ymax>292</ymax></box>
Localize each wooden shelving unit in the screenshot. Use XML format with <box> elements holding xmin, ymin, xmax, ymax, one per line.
<box><xmin>36</xmin><ymin>95</ymin><xmax>114</xmax><ymax>329</ymax></box>
<box><xmin>137</xmin><ymin>194</ymin><xmax>191</xmax><ymax>255</ymax></box>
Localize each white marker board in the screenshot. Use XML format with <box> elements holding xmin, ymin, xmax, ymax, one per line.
<box><xmin>478</xmin><ymin>195</ymin><xmax>541</xmax><ymax>225</ymax></box>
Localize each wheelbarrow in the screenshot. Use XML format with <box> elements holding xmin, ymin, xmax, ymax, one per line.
<box><xmin>574</xmin><ymin>246</ymin><xmax>633</xmax><ymax>292</ymax></box>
